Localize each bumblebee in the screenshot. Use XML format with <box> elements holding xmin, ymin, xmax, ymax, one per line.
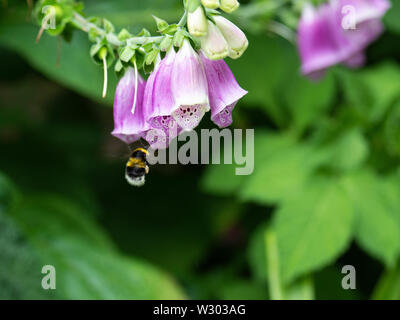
<box><xmin>125</xmin><ymin>147</ymin><xmax>150</xmax><ymax>187</ymax></box>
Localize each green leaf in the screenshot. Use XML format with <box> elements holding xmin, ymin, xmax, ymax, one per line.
<box><xmin>319</xmin><ymin>128</ymin><xmax>369</xmax><ymax>172</ymax></box>
<box><xmin>372</xmin><ymin>265</ymin><xmax>400</xmax><ymax>300</ymax></box>
<box><xmin>83</xmin><ymin>0</ymin><xmax>181</xmax><ymax>30</ymax></box>
<box><xmin>0</xmin><ymin>173</ymin><xmax>54</xmax><ymax>299</ymax></box>
<box><xmin>119</xmin><ymin>46</ymin><xmax>136</xmax><ymax>63</ymax></box>
<box><xmin>0</xmin><ymin>212</ymin><xmax>55</xmax><ymax>299</ymax></box>
<box><xmin>0</xmin><ymin>1</ymin><xmax>182</xmax><ymax>105</ymax></box>
<box><xmin>200</xmin><ymin>162</ymin><xmax>246</xmax><ymax>197</ymax></box>
<box><xmin>12</xmin><ymin>195</ymin><xmax>114</xmax><ymax>251</ymax></box>
<box><xmin>145</xmin><ymin>47</ymin><xmax>160</xmax><ymax>66</ymax></box>
<box><xmin>240</xmin><ymin>135</ymin><xmax>325</xmax><ymax>205</ymax></box>
<box><xmin>117</xmin><ymin>28</ymin><xmax>132</xmax><ymax>41</ymax></box>
<box><xmin>338</xmin><ymin>63</ymin><xmax>400</xmax><ymax>124</ymax></box>
<box><xmin>274</xmin><ymin>176</ymin><xmax>354</xmax><ymax>284</ymax></box>
<box><xmin>227</xmin><ymin>35</ymin><xmax>295</xmax><ymax>126</ymax></box>
<box><xmin>384</xmin><ymin>100</ymin><xmax>400</xmax><ymax>157</ymax></box>
<box><xmin>284</xmin><ymin>72</ymin><xmax>335</xmax><ymax>132</ymax></box>
<box><xmin>0</xmin><ymin>173</ymin><xmax>17</xmax><ymax>214</ymax></box>
<box><xmin>384</xmin><ymin>0</ymin><xmax>400</xmax><ymax>35</ymax></box>
<box><xmin>160</xmin><ymin>36</ymin><xmax>173</xmax><ymax>51</ymax></box>
<box><xmin>201</xmin><ymin>131</ymin><xmax>295</xmax><ymax>197</ymax></box>
<box><xmin>152</xmin><ymin>15</ymin><xmax>169</xmax><ymax>33</ymax></box>
<box><xmin>9</xmin><ymin>194</ymin><xmax>186</xmax><ymax>299</ymax></box>
<box><xmin>0</xmin><ymin>22</ymin><xmax>117</xmax><ymax>105</ymax></box>
<box><xmin>248</xmin><ymin>222</ymin><xmax>269</xmax><ymax>283</ymax></box>
<box><xmin>161</xmin><ymin>24</ymin><xmax>178</xmax><ymax>35</ymax></box>
<box><xmin>342</xmin><ymin>170</ymin><xmax>400</xmax><ymax>266</ymax></box>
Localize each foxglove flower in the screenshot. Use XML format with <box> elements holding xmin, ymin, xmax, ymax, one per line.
<box><xmin>298</xmin><ymin>0</ymin><xmax>390</xmax><ymax>78</ymax></box>
<box><xmin>144</xmin><ymin>49</ymin><xmax>182</xmax><ymax>148</ymax></box>
<box><xmin>170</xmin><ymin>39</ymin><xmax>210</xmax><ymax>131</ymax></box>
<box><xmin>112</xmin><ymin>68</ymin><xmax>148</xmax><ymax>144</ymax></box>
<box><xmin>213</xmin><ymin>15</ymin><xmax>249</xmax><ymax>59</ymax></box>
<box><xmin>201</xmin><ymin>20</ymin><xmax>230</xmax><ymax>60</ymax></box>
<box><xmin>338</xmin><ymin>0</ymin><xmax>390</xmax><ymax>52</ymax></box>
<box><xmin>200</xmin><ymin>52</ymin><xmax>247</xmax><ymax>128</ymax></box>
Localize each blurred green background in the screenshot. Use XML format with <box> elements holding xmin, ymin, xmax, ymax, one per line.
<box><xmin>1</xmin><ymin>0</ymin><xmax>400</xmax><ymax>300</ymax></box>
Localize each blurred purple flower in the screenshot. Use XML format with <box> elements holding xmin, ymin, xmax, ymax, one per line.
<box><xmin>200</xmin><ymin>52</ymin><xmax>247</xmax><ymax>128</ymax></box>
<box><xmin>298</xmin><ymin>0</ymin><xmax>390</xmax><ymax>78</ymax></box>
<box><xmin>112</xmin><ymin>67</ymin><xmax>149</xmax><ymax>144</ymax></box>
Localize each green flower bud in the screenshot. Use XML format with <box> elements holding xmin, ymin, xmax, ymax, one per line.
<box><xmin>201</xmin><ymin>0</ymin><xmax>220</xmax><ymax>9</ymax></box>
<box><xmin>220</xmin><ymin>0</ymin><xmax>239</xmax><ymax>13</ymax></box>
<box><xmin>200</xmin><ymin>20</ymin><xmax>229</xmax><ymax>60</ymax></box>
<box><xmin>213</xmin><ymin>15</ymin><xmax>248</xmax><ymax>59</ymax></box>
<box><xmin>187</xmin><ymin>6</ymin><xmax>208</xmax><ymax>37</ymax></box>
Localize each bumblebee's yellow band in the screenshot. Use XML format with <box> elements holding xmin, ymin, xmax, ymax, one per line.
<box><xmin>127</xmin><ymin>157</ymin><xmax>146</xmax><ymax>168</ymax></box>
<box><xmin>134</xmin><ymin>147</ymin><xmax>148</xmax><ymax>155</ymax></box>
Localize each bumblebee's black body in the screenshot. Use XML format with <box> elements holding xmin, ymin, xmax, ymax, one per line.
<box><xmin>125</xmin><ymin>147</ymin><xmax>149</xmax><ymax>186</ymax></box>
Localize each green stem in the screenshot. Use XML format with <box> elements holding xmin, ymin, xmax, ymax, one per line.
<box><xmin>177</xmin><ymin>10</ymin><xmax>187</xmax><ymax>27</ymax></box>
<box><xmin>126</xmin><ymin>36</ymin><xmax>164</xmax><ymax>46</ymax></box>
<box><xmin>101</xmin><ymin>54</ymin><xmax>108</xmax><ymax>98</ymax></box>
<box><xmin>265</xmin><ymin>228</ymin><xmax>284</xmax><ymax>300</ymax></box>
<box><xmin>266</xmin><ymin>20</ymin><xmax>296</xmax><ymax>43</ymax></box>
<box><xmin>71</xmin><ymin>13</ymin><xmax>165</xmax><ymax>48</ymax></box>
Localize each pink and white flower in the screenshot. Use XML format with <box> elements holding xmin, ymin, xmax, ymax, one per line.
<box><xmin>112</xmin><ymin>68</ymin><xmax>149</xmax><ymax>144</ymax></box>
<box><xmin>200</xmin><ymin>52</ymin><xmax>247</xmax><ymax>128</ymax></box>
<box><xmin>170</xmin><ymin>39</ymin><xmax>210</xmax><ymax>131</ymax></box>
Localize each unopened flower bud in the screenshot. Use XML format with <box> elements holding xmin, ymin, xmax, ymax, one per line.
<box><xmin>201</xmin><ymin>20</ymin><xmax>229</xmax><ymax>60</ymax></box>
<box><xmin>220</xmin><ymin>0</ymin><xmax>239</xmax><ymax>13</ymax></box>
<box><xmin>201</xmin><ymin>0</ymin><xmax>220</xmax><ymax>9</ymax></box>
<box><xmin>187</xmin><ymin>6</ymin><xmax>208</xmax><ymax>37</ymax></box>
<box><xmin>213</xmin><ymin>15</ymin><xmax>248</xmax><ymax>59</ymax></box>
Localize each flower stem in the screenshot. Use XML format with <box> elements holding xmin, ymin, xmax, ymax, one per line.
<box><xmin>131</xmin><ymin>59</ymin><xmax>138</xmax><ymax>114</ymax></box>
<box><xmin>126</xmin><ymin>36</ymin><xmax>164</xmax><ymax>46</ymax></box>
<box><xmin>266</xmin><ymin>21</ymin><xmax>296</xmax><ymax>43</ymax></box>
<box><xmin>177</xmin><ymin>10</ymin><xmax>187</xmax><ymax>27</ymax></box>
<box><xmin>102</xmin><ymin>55</ymin><xmax>108</xmax><ymax>98</ymax></box>
<box><xmin>72</xmin><ymin>13</ymin><xmax>165</xmax><ymax>48</ymax></box>
<box><xmin>265</xmin><ymin>228</ymin><xmax>284</xmax><ymax>300</ymax></box>
<box><xmin>36</xmin><ymin>14</ymin><xmax>51</xmax><ymax>43</ymax></box>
